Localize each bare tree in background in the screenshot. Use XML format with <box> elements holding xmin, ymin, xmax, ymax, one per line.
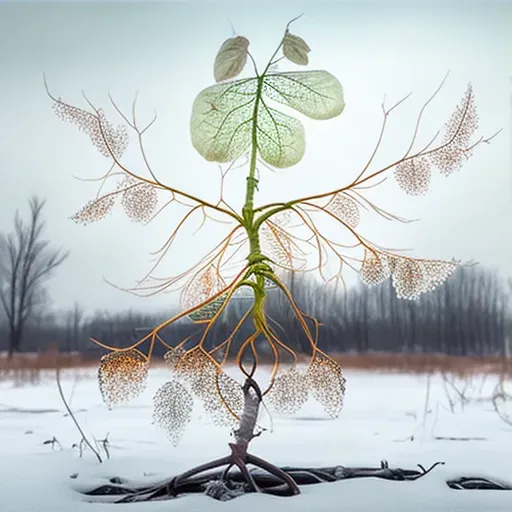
<box><xmin>65</xmin><ymin>301</ymin><xmax>85</xmax><ymax>353</ymax></box>
<box><xmin>506</xmin><ymin>278</ymin><xmax>512</xmax><ymax>358</ymax></box>
<box><xmin>0</xmin><ymin>196</ymin><xmax>68</xmax><ymax>358</ymax></box>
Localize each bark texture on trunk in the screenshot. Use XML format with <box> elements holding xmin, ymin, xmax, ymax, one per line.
<box><xmin>234</xmin><ymin>378</ymin><xmax>261</xmax><ymax>446</ymax></box>
<box><xmin>111</xmin><ymin>376</ymin><xmax>301</xmax><ymax>503</ymax></box>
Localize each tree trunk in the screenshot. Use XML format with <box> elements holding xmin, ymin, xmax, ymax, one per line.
<box><xmin>8</xmin><ymin>327</ymin><xmax>22</xmax><ymax>359</ymax></box>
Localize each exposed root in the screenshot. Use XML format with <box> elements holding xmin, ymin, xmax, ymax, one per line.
<box><xmin>115</xmin><ymin>444</ymin><xmax>300</xmax><ymax>503</ymax></box>
<box><xmin>83</xmin><ymin>460</ymin><xmax>459</xmax><ymax>503</ymax></box>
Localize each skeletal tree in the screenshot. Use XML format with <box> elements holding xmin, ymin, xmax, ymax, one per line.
<box><xmin>46</xmin><ymin>16</ymin><xmax>498</xmax><ymax>500</ymax></box>
<box><xmin>65</xmin><ymin>301</ymin><xmax>85</xmax><ymax>353</ymax></box>
<box><xmin>0</xmin><ymin>196</ymin><xmax>68</xmax><ymax>358</ymax></box>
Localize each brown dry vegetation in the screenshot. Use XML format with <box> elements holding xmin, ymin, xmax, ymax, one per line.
<box><xmin>1</xmin><ymin>349</ymin><xmax>510</xmax><ymax>385</ymax></box>
<box><xmin>0</xmin><ymin>351</ymin><xmax>96</xmax><ymax>385</ymax></box>
<box><xmin>327</xmin><ymin>352</ymin><xmax>511</xmax><ymax>377</ymax></box>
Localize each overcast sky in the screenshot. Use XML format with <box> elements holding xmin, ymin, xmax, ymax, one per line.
<box><xmin>0</xmin><ymin>0</ymin><xmax>510</xmax><ymax>315</ymax></box>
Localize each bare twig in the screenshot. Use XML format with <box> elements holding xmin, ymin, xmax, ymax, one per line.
<box><xmin>56</xmin><ymin>367</ymin><xmax>103</xmax><ymax>463</ymax></box>
<box><xmin>43</xmin><ymin>436</ymin><xmax>62</xmax><ymax>451</ymax></box>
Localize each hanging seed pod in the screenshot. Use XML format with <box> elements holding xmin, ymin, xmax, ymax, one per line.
<box><xmin>70</xmin><ymin>194</ymin><xmax>116</xmax><ymax>225</ymax></box>
<box><xmin>98</xmin><ymin>349</ymin><xmax>149</xmax><ymax>408</ymax></box>
<box><xmin>394</xmin><ymin>157</ymin><xmax>432</xmax><ymax>196</ymax></box>
<box><xmin>391</xmin><ymin>258</ymin><xmax>425</xmax><ymax>300</ymax></box>
<box><xmin>120</xmin><ymin>176</ymin><xmax>158</xmax><ymax>223</ymax></box>
<box><xmin>325</xmin><ymin>193</ymin><xmax>360</xmax><ymax>228</ymax></box>
<box><xmin>360</xmin><ymin>249</ymin><xmax>390</xmax><ymax>286</ymax></box>
<box><xmin>152</xmin><ymin>380</ymin><xmax>194</xmax><ymax>447</ymax></box>
<box><xmin>163</xmin><ymin>346</ymin><xmax>186</xmax><ymax>373</ymax></box>
<box><xmin>173</xmin><ymin>348</ymin><xmax>244</xmax><ymax>426</ymax></box>
<box><xmin>267</xmin><ymin>368</ymin><xmax>309</xmax><ymax>415</ymax></box>
<box><xmin>307</xmin><ymin>354</ymin><xmax>346</xmax><ymax>419</ymax></box>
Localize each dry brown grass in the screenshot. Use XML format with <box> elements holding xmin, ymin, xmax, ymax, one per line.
<box><xmin>1</xmin><ymin>350</ymin><xmax>510</xmax><ymax>386</ymax></box>
<box><xmin>327</xmin><ymin>352</ymin><xmax>511</xmax><ymax>377</ymax></box>
<box><xmin>149</xmin><ymin>351</ymin><xmax>512</xmax><ymax>379</ymax></box>
<box><xmin>0</xmin><ymin>349</ymin><xmax>97</xmax><ymax>386</ymax></box>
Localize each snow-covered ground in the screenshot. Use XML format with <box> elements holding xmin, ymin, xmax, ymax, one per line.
<box><xmin>1</xmin><ymin>369</ymin><xmax>511</xmax><ymax>512</ymax></box>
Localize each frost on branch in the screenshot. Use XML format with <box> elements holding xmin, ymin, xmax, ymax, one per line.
<box><xmin>414</xmin><ymin>258</ymin><xmax>458</xmax><ymax>294</ymax></box>
<box><xmin>325</xmin><ymin>193</ymin><xmax>360</xmax><ymax>228</ymax></box>
<box><xmin>52</xmin><ymin>100</ymin><xmax>129</xmax><ymax>159</ymax></box>
<box><xmin>98</xmin><ymin>349</ymin><xmax>149</xmax><ymax>408</ymax></box>
<box><xmin>153</xmin><ymin>380</ymin><xmax>194</xmax><ymax>446</ymax></box>
<box><xmin>429</xmin><ymin>83</ymin><xmax>479</xmax><ymax>176</ymax></box>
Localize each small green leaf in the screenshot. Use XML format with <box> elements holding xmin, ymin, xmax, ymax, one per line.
<box><xmin>214</xmin><ymin>36</ymin><xmax>250</xmax><ymax>83</ymax></box>
<box><xmin>282</xmin><ymin>32</ymin><xmax>311</xmax><ymax>66</ymax></box>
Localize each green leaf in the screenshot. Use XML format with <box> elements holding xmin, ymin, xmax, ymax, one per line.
<box><xmin>282</xmin><ymin>32</ymin><xmax>311</xmax><ymax>66</ymax></box>
<box><xmin>263</xmin><ymin>71</ymin><xmax>345</xmax><ymax>120</ymax></box>
<box><xmin>256</xmin><ymin>102</ymin><xmax>305</xmax><ymax>168</ymax></box>
<box><xmin>190</xmin><ymin>70</ymin><xmax>344</xmax><ymax>168</ymax></box>
<box><xmin>190</xmin><ymin>79</ymin><xmax>258</xmax><ymax>163</ymax></box>
<box><xmin>213</xmin><ymin>36</ymin><xmax>250</xmax><ymax>83</ymax></box>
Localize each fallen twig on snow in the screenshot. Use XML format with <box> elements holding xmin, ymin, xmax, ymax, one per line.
<box><xmin>56</xmin><ymin>367</ymin><xmax>103</xmax><ymax>463</ymax></box>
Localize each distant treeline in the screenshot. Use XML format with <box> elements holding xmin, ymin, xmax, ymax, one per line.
<box><xmin>0</xmin><ymin>266</ymin><xmax>509</xmax><ymax>358</ymax></box>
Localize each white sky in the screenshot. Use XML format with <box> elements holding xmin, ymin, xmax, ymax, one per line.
<box><xmin>0</xmin><ymin>0</ymin><xmax>510</xmax><ymax>314</ymax></box>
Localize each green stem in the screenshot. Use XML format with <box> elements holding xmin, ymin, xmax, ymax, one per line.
<box><xmin>253</xmin><ymin>202</ymin><xmax>293</xmax><ymax>233</ymax></box>
<box><xmin>239</xmin><ymin>21</ymin><xmax>303</xmax><ymax>313</ymax></box>
<box><xmin>239</xmin><ymin>76</ymin><xmax>274</xmax><ymax>319</ymax></box>
<box><xmin>243</xmin><ymin>76</ymin><xmax>265</xmax><ymax>264</ymax></box>
<box><xmin>243</xmin><ymin>24</ymin><xmax>292</xmax><ymax>247</ymax></box>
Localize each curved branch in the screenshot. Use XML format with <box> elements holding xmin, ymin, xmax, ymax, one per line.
<box><xmin>90</xmin><ymin>265</ymin><xmax>250</xmax><ymax>354</ymax></box>
<box><xmin>44</xmin><ymin>78</ymin><xmax>243</xmax><ymax>225</ymax></box>
<box><xmin>253</xmin><ymin>77</ymin><xmax>497</xmax><ymax>225</ymax></box>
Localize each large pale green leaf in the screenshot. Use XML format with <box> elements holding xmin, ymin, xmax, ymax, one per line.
<box><xmin>257</xmin><ymin>101</ymin><xmax>305</xmax><ymax>167</ymax></box>
<box><xmin>190</xmin><ymin>70</ymin><xmax>344</xmax><ymax>167</ymax></box>
<box><xmin>263</xmin><ymin>71</ymin><xmax>345</xmax><ymax>120</ymax></box>
<box><xmin>190</xmin><ymin>79</ymin><xmax>258</xmax><ymax>163</ymax></box>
